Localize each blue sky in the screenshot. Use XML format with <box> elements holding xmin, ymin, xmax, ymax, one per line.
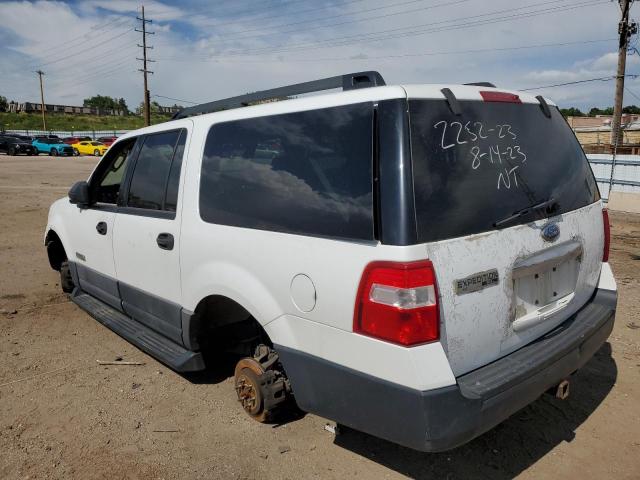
<box><xmin>0</xmin><ymin>0</ymin><xmax>638</xmax><ymax>111</ymax></box>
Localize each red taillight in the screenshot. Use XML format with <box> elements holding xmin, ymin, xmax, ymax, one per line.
<box><xmin>479</xmin><ymin>91</ymin><xmax>522</xmax><ymax>103</ymax></box>
<box><xmin>602</xmin><ymin>209</ymin><xmax>611</xmax><ymax>262</ymax></box>
<box><xmin>353</xmin><ymin>260</ymin><xmax>439</xmax><ymax>347</ymax></box>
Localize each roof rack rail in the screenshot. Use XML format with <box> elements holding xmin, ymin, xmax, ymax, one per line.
<box><xmin>172</xmin><ymin>71</ymin><xmax>386</xmax><ymax>120</ymax></box>
<box><xmin>464</xmin><ymin>82</ymin><xmax>496</xmax><ymax>88</ymax></box>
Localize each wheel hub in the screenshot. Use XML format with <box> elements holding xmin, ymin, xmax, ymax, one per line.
<box><xmin>235</xmin><ymin>375</ymin><xmax>258</xmax><ymax>414</ymax></box>
<box><xmin>233</xmin><ymin>347</ymin><xmax>291</xmax><ymax>423</ymax></box>
<box><xmin>234</xmin><ymin>357</ymin><xmax>266</xmax><ymax>418</ymax></box>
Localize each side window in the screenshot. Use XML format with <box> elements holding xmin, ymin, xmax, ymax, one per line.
<box><xmin>200</xmin><ymin>103</ymin><xmax>374</xmax><ymax>240</ymax></box>
<box><xmin>92</xmin><ymin>138</ymin><xmax>137</xmax><ymax>204</ymax></box>
<box><xmin>127</xmin><ymin>129</ymin><xmax>185</xmax><ymax>211</ymax></box>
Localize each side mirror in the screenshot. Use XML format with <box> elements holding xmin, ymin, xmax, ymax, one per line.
<box><xmin>68</xmin><ymin>181</ymin><xmax>91</xmax><ymax>208</ymax></box>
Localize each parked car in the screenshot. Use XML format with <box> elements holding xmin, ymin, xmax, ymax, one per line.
<box><xmin>62</xmin><ymin>136</ymin><xmax>91</xmax><ymax>145</ymax></box>
<box><xmin>72</xmin><ymin>141</ymin><xmax>108</xmax><ymax>156</ymax></box>
<box><xmin>32</xmin><ymin>138</ymin><xmax>74</xmax><ymax>156</ymax></box>
<box><xmin>0</xmin><ymin>135</ymin><xmax>38</xmax><ymax>155</ymax></box>
<box><xmin>44</xmin><ymin>72</ymin><xmax>617</xmax><ymax>452</ymax></box>
<box><xmin>4</xmin><ymin>134</ymin><xmax>35</xmax><ymax>142</ymax></box>
<box><xmin>97</xmin><ymin>136</ymin><xmax>118</xmax><ymax>147</ymax></box>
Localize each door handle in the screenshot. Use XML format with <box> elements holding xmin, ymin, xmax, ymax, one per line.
<box><xmin>96</xmin><ymin>221</ymin><xmax>107</xmax><ymax>235</ymax></box>
<box><xmin>156</xmin><ymin>233</ymin><xmax>174</xmax><ymax>250</ymax></box>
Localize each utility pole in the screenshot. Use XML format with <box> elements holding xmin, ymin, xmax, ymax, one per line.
<box><xmin>136</xmin><ymin>5</ymin><xmax>155</xmax><ymax>126</ymax></box>
<box><xmin>36</xmin><ymin>70</ymin><xmax>46</xmax><ymax>131</ymax></box>
<box><xmin>611</xmin><ymin>0</ymin><xmax>637</xmax><ymax>146</ymax></box>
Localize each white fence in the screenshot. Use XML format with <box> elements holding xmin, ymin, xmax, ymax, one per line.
<box><xmin>586</xmin><ymin>154</ymin><xmax>640</xmax><ymax>200</ymax></box>
<box><xmin>4</xmin><ymin>129</ymin><xmax>131</xmax><ymax>139</ymax></box>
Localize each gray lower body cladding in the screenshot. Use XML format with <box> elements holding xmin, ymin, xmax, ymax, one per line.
<box><xmin>276</xmin><ymin>288</ymin><xmax>616</xmax><ymax>452</ymax></box>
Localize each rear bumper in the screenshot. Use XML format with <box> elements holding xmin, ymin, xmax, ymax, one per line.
<box><xmin>277</xmin><ymin>287</ymin><xmax>616</xmax><ymax>452</ymax></box>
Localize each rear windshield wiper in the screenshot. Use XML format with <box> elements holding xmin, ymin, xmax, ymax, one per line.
<box><xmin>493</xmin><ymin>197</ymin><xmax>557</xmax><ymax>229</ymax></box>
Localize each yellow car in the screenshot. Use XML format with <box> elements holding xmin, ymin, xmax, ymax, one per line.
<box><xmin>72</xmin><ymin>141</ymin><xmax>109</xmax><ymax>156</ymax></box>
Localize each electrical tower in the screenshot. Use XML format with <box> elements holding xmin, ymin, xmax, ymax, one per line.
<box><xmin>611</xmin><ymin>0</ymin><xmax>637</xmax><ymax>146</ymax></box>
<box><xmin>136</xmin><ymin>5</ymin><xmax>155</xmax><ymax>127</ymax></box>
<box><xmin>36</xmin><ymin>70</ymin><xmax>46</xmax><ymax>131</ymax></box>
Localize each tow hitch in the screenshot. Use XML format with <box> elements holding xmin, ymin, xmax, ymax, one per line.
<box><xmin>555</xmin><ymin>379</ymin><xmax>570</xmax><ymax>400</ymax></box>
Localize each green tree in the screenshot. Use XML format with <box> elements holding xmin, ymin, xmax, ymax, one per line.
<box><xmin>137</xmin><ymin>100</ymin><xmax>164</xmax><ymax>114</ymax></box>
<box><xmin>589</xmin><ymin>107</ymin><xmax>614</xmax><ymax>116</ymax></box>
<box><xmin>83</xmin><ymin>95</ymin><xmax>127</xmax><ymax>112</ymax></box>
<box><xmin>116</xmin><ymin>97</ymin><xmax>129</xmax><ymax>113</ymax></box>
<box><xmin>559</xmin><ymin>107</ymin><xmax>584</xmax><ymax>117</ymax></box>
<box><xmin>0</xmin><ymin>95</ymin><xmax>8</xmax><ymax>112</ymax></box>
<box><xmin>622</xmin><ymin>105</ymin><xmax>640</xmax><ymax>114</ymax></box>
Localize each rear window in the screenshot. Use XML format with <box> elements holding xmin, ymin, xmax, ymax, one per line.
<box><xmin>200</xmin><ymin>103</ymin><xmax>374</xmax><ymax>240</ymax></box>
<box><xmin>409</xmin><ymin>99</ymin><xmax>599</xmax><ymax>242</ymax></box>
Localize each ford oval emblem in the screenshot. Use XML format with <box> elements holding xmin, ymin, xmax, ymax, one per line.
<box><xmin>541</xmin><ymin>223</ymin><xmax>560</xmax><ymax>242</ymax></box>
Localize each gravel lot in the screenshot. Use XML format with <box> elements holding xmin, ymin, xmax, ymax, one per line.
<box><xmin>1</xmin><ymin>154</ymin><xmax>639</xmax><ymax>480</ymax></box>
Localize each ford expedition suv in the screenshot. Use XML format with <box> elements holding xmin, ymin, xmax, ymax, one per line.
<box><xmin>44</xmin><ymin>71</ymin><xmax>617</xmax><ymax>451</ymax></box>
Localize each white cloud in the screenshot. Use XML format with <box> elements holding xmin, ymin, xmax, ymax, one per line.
<box><xmin>0</xmin><ymin>0</ymin><xmax>637</xmax><ymax>110</ymax></box>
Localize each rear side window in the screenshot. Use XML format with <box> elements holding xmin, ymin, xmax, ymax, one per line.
<box><xmin>127</xmin><ymin>129</ymin><xmax>185</xmax><ymax>211</ymax></box>
<box><xmin>200</xmin><ymin>103</ymin><xmax>374</xmax><ymax>240</ymax></box>
<box><xmin>409</xmin><ymin>100</ymin><xmax>599</xmax><ymax>242</ymax></box>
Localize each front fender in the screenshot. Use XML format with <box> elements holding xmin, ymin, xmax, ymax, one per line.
<box><xmin>45</xmin><ymin>197</ymin><xmax>73</xmax><ymax>253</ymax></box>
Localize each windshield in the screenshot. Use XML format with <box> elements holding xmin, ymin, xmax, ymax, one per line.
<box><xmin>409</xmin><ymin>99</ymin><xmax>599</xmax><ymax>242</ymax></box>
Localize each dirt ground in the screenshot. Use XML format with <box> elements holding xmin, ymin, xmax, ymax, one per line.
<box><xmin>0</xmin><ymin>154</ymin><xmax>639</xmax><ymax>480</ymax></box>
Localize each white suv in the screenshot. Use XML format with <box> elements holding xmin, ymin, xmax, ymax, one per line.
<box><xmin>45</xmin><ymin>72</ymin><xmax>617</xmax><ymax>451</ymax></box>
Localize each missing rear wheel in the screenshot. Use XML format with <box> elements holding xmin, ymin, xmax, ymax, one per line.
<box><xmin>233</xmin><ymin>345</ymin><xmax>291</xmax><ymax>423</ymax></box>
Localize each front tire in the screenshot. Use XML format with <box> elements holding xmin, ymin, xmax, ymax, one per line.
<box><xmin>94</xmin><ymin>149</ymin><xmax>100</xmax><ymax>156</ymax></box>
<box><xmin>50</xmin><ymin>148</ymin><xmax>58</xmax><ymax>156</ymax></box>
<box><xmin>73</xmin><ymin>148</ymin><xmax>79</xmax><ymax>156</ymax></box>
<box><xmin>60</xmin><ymin>261</ymin><xmax>74</xmax><ymax>293</ymax></box>
<box><xmin>8</xmin><ymin>147</ymin><xmax>15</xmax><ymax>156</ymax></box>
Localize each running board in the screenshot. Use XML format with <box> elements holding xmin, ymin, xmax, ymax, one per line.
<box><xmin>71</xmin><ymin>290</ymin><xmax>205</xmax><ymax>372</ymax></box>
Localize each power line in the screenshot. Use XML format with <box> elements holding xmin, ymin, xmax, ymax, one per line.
<box><xmin>177</xmin><ymin>0</ymin><xmax>607</xmax><ymax>59</ymax></box>
<box><xmin>34</xmin><ymin>17</ymin><xmax>131</xmax><ymax>56</ymax></box>
<box><xmin>151</xmin><ymin>0</ymin><xmax>318</xmax><ymax>22</ymax></box>
<box><xmin>624</xmin><ymin>86</ymin><xmax>640</xmax><ymax>102</ymax></box>
<box><xmin>49</xmin><ymin>68</ymin><xmax>138</xmax><ymax>93</ymax></box>
<box><xmin>152</xmin><ymin>94</ymin><xmax>200</xmax><ymax>105</ymax></box>
<box><xmin>215</xmin><ymin>0</ymin><xmax>569</xmax><ymax>53</ymax></box>
<box><xmin>156</xmin><ymin>37</ymin><xmax>615</xmax><ymax>64</ymax></box>
<box><xmin>214</xmin><ymin>0</ymin><xmax>465</xmax><ymax>43</ymax></box>
<box><xmin>47</xmin><ymin>45</ymin><xmax>138</xmax><ymax>80</ymax></box>
<box><xmin>46</xmin><ymin>59</ymin><xmax>138</xmax><ymax>89</ymax></box>
<box><xmin>519</xmin><ymin>74</ymin><xmax>639</xmax><ymax>91</ymax></box>
<box><xmin>35</xmin><ymin>28</ymin><xmax>135</xmax><ymax>68</ymax></box>
<box><xmin>150</xmin><ymin>0</ymin><xmax>370</xmax><ymax>50</ymax></box>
